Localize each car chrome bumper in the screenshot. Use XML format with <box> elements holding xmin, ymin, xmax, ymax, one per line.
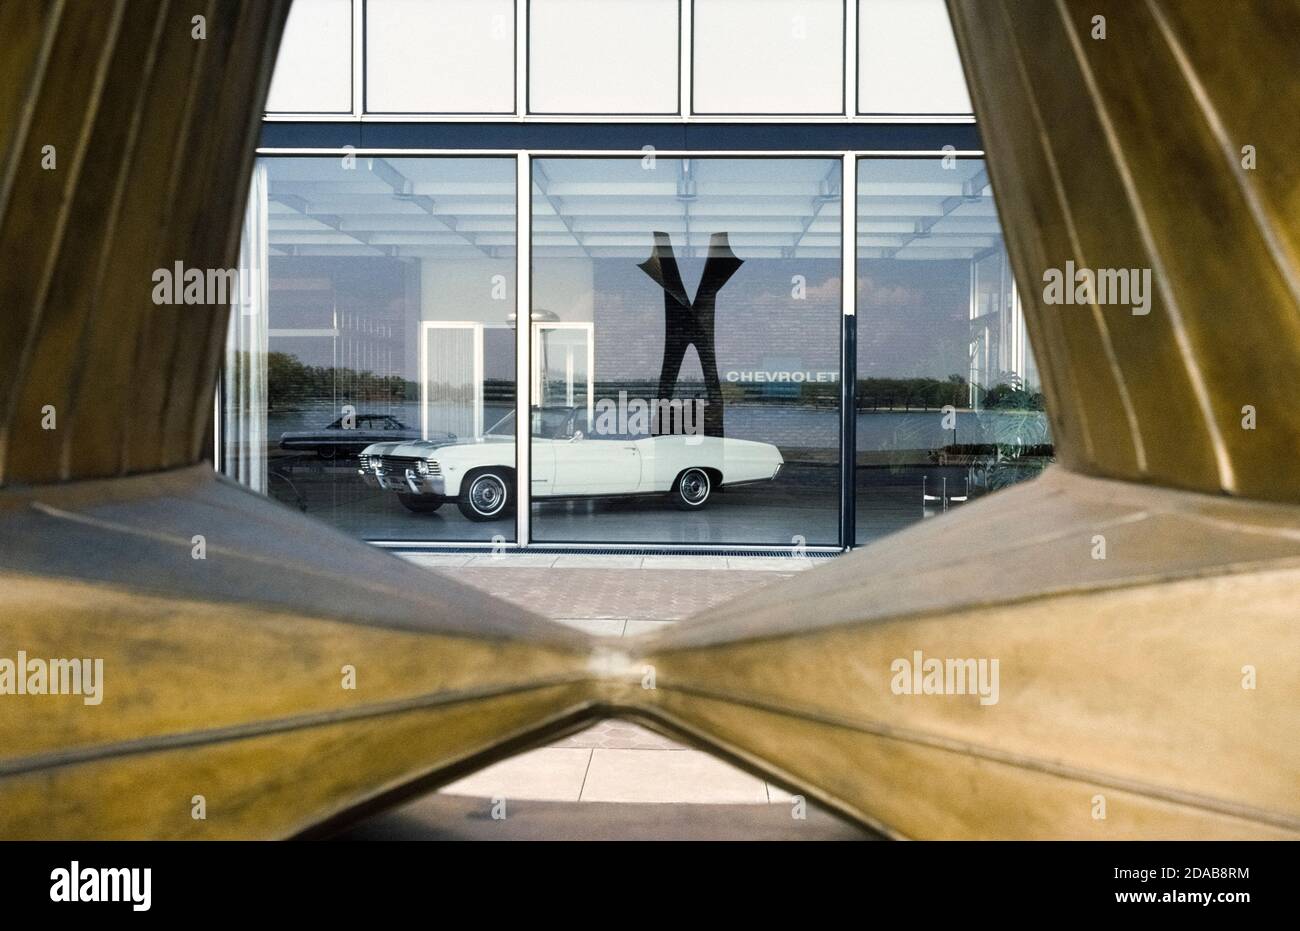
<box><xmin>359</xmin><ymin>466</ymin><xmax>445</xmax><ymax>497</ymax></box>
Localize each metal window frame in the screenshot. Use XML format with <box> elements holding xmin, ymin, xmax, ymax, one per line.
<box><xmin>527</xmin><ymin>0</ymin><xmax>683</xmax><ymax>117</ymax></box>
<box><xmin>262</xmin><ymin>0</ymin><xmax>976</xmax><ymax>124</ymax></box>
<box><xmin>840</xmin><ymin>152</ymin><xmax>857</xmax><ymax>549</ymax></box>
<box><xmin>515</xmin><ymin>153</ymin><xmax>531</xmax><ymax>545</ymax></box>
<box><xmin>853</xmin><ymin>0</ymin><xmax>977</xmax><ymax>119</ymax></box>
<box><xmin>524</xmin><ymin>152</ymin><xmax>845</xmax><ymax>549</ymax></box>
<box><xmin>234</xmin><ymin>144</ymin><xmax>984</xmax><ymax>553</ymax></box>
<box><xmin>689</xmin><ymin>0</ymin><xmax>848</xmax><ymax>118</ymax></box>
<box><xmin>362</xmin><ymin>0</ymin><xmax>521</xmax><ymax>117</ymax></box>
<box><xmin>264</xmin><ymin>0</ymin><xmax>363</xmax><ymax>119</ymax></box>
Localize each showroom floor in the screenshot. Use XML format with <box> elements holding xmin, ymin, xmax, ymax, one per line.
<box><xmin>270</xmin><ymin>453</ymin><xmax>1008</xmax><ymax>550</ymax></box>
<box><xmin>270</xmin><ymin>454</ymin><xmax>843</xmax><ymax>546</ymax></box>
<box><xmin>332</xmin><ymin>551</ymin><xmax>876</xmax><ymax>839</ymax></box>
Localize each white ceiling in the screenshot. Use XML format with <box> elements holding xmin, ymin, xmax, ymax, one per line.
<box><xmin>265</xmin><ymin>157</ymin><xmax>1003</xmax><ymax>262</ymax></box>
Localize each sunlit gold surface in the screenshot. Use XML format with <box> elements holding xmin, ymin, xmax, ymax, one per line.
<box><xmin>947</xmin><ymin>0</ymin><xmax>1300</xmax><ymax>500</ymax></box>
<box><xmin>634</xmin><ymin>469</ymin><xmax>1300</xmax><ymax>838</ymax></box>
<box><xmin>0</xmin><ymin>468</ymin><xmax>597</xmax><ymax>839</ymax></box>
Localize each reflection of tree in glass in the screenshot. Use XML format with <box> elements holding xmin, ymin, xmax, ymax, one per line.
<box><xmin>855</xmin><ymin>375</ymin><xmax>967</xmax><ymax>412</ymax></box>
<box><xmin>971</xmin><ymin>372</ymin><xmax>1053</xmax><ymax>492</ymax></box>
<box><xmin>978</xmin><ymin>372</ymin><xmax>1046</xmax><ymax>413</ymax></box>
<box><xmin>855</xmin><ymin>375</ymin><xmax>971</xmax><ymax>473</ymax></box>
<box><xmin>263</xmin><ymin>351</ymin><xmax>412</xmax><ymax>410</ymax></box>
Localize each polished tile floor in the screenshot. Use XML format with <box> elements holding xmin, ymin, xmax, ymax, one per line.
<box><xmin>331</xmin><ymin>550</ymin><xmax>878</xmax><ymax>838</ymax></box>
<box><xmin>399</xmin><ymin>553</ymin><xmax>820</xmax><ymax>808</ymax></box>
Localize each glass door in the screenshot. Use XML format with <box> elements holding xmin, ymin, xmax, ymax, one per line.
<box><xmin>421</xmin><ymin>322</ymin><xmax>481</xmax><ymax>441</ymax></box>
<box><xmin>532</xmin><ymin>322</ymin><xmax>594</xmax><ymax>424</ymax></box>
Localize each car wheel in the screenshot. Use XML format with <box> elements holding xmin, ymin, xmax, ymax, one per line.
<box><xmin>397</xmin><ymin>493</ymin><xmax>444</xmax><ymax>514</ymax></box>
<box><xmin>671</xmin><ymin>468</ymin><xmax>712</xmax><ymax>510</ymax></box>
<box><xmin>458</xmin><ymin>470</ymin><xmax>512</xmax><ymax>522</ymax></box>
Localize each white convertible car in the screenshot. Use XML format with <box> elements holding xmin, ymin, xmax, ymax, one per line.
<box><xmin>358</xmin><ymin>407</ymin><xmax>784</xmax><ymax>521</ymax></box>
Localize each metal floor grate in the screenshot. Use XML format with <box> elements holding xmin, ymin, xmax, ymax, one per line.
<box><xmin>381</xmin><ymin>545</ymin><xmax>842</xmax><ymax>559</ymax></box>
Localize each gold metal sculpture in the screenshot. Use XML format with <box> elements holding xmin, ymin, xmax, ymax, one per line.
<box><xmin>1</xmin><ymin>0</ymin><xmax>1296</xmax><ymax>839</ymax></box>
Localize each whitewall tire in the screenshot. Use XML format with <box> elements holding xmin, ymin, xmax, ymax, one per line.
<box><xmin>672</xmin><ymin>468</ymin><xmax>713</xmax><ymax>510</ymax></box>
<box><xmin>458</xmin><ymin>470</ymin><xmax>512</xmax><ymax>522</ymax></box>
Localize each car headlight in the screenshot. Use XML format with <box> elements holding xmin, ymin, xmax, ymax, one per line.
<box><xmin>417</xmin><ymin>460</ymin><xmax>429</xmax><ymax>475</ymax></box>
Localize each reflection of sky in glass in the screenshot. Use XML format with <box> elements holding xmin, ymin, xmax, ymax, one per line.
<box><xmin>856</xmin><ymin>158</ymin><xmax>1042</xmax><ymax>395</ymax></box>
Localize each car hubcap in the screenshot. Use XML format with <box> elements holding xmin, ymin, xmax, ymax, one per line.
<box><xmin>471</xmin><ymin>476</ymin><xmax>505</xmax><ymax>515</ymax></box>
<box><xmin>681</xmin><ymin>471</ymin><xmax>708</xmax><ymax>504</ymax></box>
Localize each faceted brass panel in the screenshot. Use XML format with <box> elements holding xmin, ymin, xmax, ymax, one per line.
<box><xmin>947</xmin><ymin>0</ymin><xmax>1300</xmax><ymax>501</ymax></box>
<box><xmin>0</xmin><ymin>1</ymin><xmax>288</xmax><ymax>484</ymax></box>
<box><xmin>634</xmin><ymin>470</ymin><xmax>1300</xmax><ymax>839</ymax></box>
<box><xmin>0</xmin><ymin>469</ymin><xmax>599</xmax><ymax>839</ymax></box>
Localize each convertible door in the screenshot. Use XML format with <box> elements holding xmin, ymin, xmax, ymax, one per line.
<box><xmin>530</xmin><ymin>442</ymin><xmax>557</xmax><ymax>497</ymax></box>
<box><xmin>550</xmin><ymin>437</ymin><xmax>642</xmax><ymax>495</ymax></box>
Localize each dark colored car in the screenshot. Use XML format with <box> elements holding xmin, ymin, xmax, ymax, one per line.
<box><xmin>279</xmin><ymin>414</ymin><xmax>424</xmax><ymax>460</ymax></box>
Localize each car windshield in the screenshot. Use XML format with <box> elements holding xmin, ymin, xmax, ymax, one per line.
<box><xmin>484</xmin><ymin>411</ymin><xmax>516</xmax><ymax>437</ymax></box>
<box><xmin>484</xmin><ymin>409</ymin><xmax>575</xmax><ymax>439</ymax></box>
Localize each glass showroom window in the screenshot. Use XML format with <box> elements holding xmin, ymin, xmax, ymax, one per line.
<box><xmin>854</xmin><ymin>158</ymin><xmax>1052</xmax><ymax>545</ymax></box>
<box><xmin>529</xmin><ymin>157</ymin><xmax>842</xmax><ymax>545</ymax></box>
<box><xmin>224</xmin><ymin>157</ymin><xmax>517</xmax><ymax>541</ymax></box>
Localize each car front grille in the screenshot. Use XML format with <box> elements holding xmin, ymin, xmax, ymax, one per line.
<box><xmin>372</xmin><ymin>456</ymin><xmax>439</xmax><ymax>476</ymax></box>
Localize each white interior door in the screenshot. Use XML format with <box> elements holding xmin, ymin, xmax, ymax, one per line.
<box><xmin>420</xmin><ymin>322</ymin><xmax>482</xmax><ymax>440</ymax></box>
<box><xmin>532</xmin><ymin>322</ymin><xmax>594</xmax><ymax>423</ymax></box>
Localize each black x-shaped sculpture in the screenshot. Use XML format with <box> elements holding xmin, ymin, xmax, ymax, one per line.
<box><xmin>637</xmin><ymin>231</ymin><xmax>743</xmax><ymax>437</ymax></box>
